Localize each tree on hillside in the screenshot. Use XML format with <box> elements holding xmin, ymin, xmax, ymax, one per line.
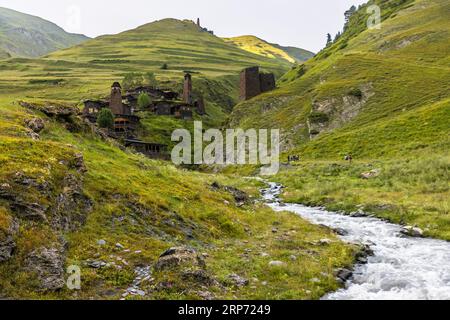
<box><xmin>345</xmin><ymin>5</ymin><xmax>357</xmax><ymax>23</ymax></box>
<box><xmin>145</xmin><ymin>72</ymin><xmax>158</xmax><ymax>87</ymax></box>
<box><xmin>161</xmin><ymin>63</ymin><xmax>168</xmax><ymax>70</ymax></box>
<box><xmin>137</xmin><ymin>92</ymin><xmax>151</xmax><ymax>109</ymax></box>
<box><xmin>326</xmin><ymin>33</ymin><xmax>333</xmax><ymax>46</ymax></box>
<box><xmin>122</xmin><ymin>72</ymin><xmax>144</xmax><ymax>90</ymax></box>
<box><xmin>334</xmin><ymin>31</ymin><xmax>342</xmax><ymax>42</ymax></box>
<box><xmin>97</xmin><ymin>108</ymin><xmax>114</xmax><ymax>129</ymax></box>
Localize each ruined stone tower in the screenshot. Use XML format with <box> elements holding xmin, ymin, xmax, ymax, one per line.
<box><xmin>240</xmin><ymin>67</ymin><xmax>261</xmax><ymax>101</ymax></box>
<box><xmin>196</xmin><ymin>96</ymin><xmax>206</xmax><ymax>115</ymax></box>
<box><xmin>240</xmin><ymin>67</ymin><xmax>276</xmax><ymax>101</ymax></box>
<box><xmin>259</xmin><ymin>73</ymin><xmax>276</xmax><ymax>93</ymax></box>
<box><xmin>183</xmin><ymin>73</ymin><xmax>193</xmax><ymax>104</ymax></box>
<box><xmin>110</xmin><ymin>82</ymin><xmax>124</xmax><ymax>115</ymax></box>
<box><xmin>197</xmin><ymin>18</ymin><xmax>201</xmax><ymax>27</ymax></box>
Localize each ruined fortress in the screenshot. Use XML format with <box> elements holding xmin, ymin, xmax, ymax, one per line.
<box><xmin>239</xmin><ymin>66</ymin><xmax>276</xmax><ymax>101</ymax></box>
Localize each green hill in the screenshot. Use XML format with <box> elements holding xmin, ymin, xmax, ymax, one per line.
<box><xmin>224</xmin><ymin>35</ymin><xmax>314</xmax><ymax>64</ymax></box>
<box><xmin>229</xmin><ymin>0</ymin><xmax>450</xmax><ymax>239</ymax></box>
<box><xmin>0</xmin><ymin>7</ymin><xmax>89</xmax><ymax>58</ymax></box>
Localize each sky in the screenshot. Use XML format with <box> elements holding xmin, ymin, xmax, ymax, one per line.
<box><xmin>0</xmin><ymin>0</ymin><xmax>368</xmax><ymax>53</ymax></box>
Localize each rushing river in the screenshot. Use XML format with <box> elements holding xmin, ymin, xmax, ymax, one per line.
<box><xmin>261</xmin><ymin>182</ymin><xmax>450</xmax><ymax>300</ymax></box>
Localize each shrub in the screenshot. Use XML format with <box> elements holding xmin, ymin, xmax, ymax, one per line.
<box><xmin>137</xmin><ymin>93</ymin><xmax>151</xmax><ymax>109</ymax></box>
<box><xmin>145</xmin><ymin>72</ymin><xmax>158</xmax><ymax>87</ymax></box>
<box><xmin>309</xmin><ymin>112</ymin><xmax>330</xmax><ymax>124</ymax></box>
<box><xmin>348</xmin><ymin>88</ymin><xmax>363</xmax><ymax>99</ymax></box>
<box><xmin>161</xmin><ymin>63</ymin><xmax>168</xmax><ymax>70</ymax></box>
<box><xmin>97</xmin><ymin>108</ymin><xmax>114</xmax><ymax>129</ymax></box>
<box><xmin>122</xmin><ymin>72</ymin><xmax>144</xmax><ymax>90</ymax></box>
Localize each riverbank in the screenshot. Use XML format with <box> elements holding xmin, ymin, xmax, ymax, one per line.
<box><xmin>272</xmin><ymin>156</ymin><xmax>450</xmax><ymax>241</ymax></box>
<box><xmin>262</xmin><ymin>182</ymin><xmax>450</xmax><ymax>300</ymax></box>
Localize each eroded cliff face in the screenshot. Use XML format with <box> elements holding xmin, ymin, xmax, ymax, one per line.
<box><xmin>308</xmin><ymin>83</ymin><xmax>374</xmax><ymax>139</ymax></box>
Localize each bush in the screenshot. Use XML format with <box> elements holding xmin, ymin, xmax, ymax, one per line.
<box><xmin>309</xmin><ymin>112</ymin><xmax>330</xmax><ymax>124</ymax></box>
<box><xmin>122</xmin><ymin>72</ymin><xmax>144</xmax><ymax>90</ymax></box>
<box><xmin>161</xmin><ymin>63</ymin><xmax>168</xmax><ymax>70</ymax></box>
<box><xmin>145</xmin><ymin>72</ymin><xmax>158</xmax><ymax>87</ymax></box>
<box><xmin>97</xmin><ymin>108</ymin><xmax>114</xmax><ymax>129</ymax></box>
<box><xmin>137</xmin><ymin>93</ymin><xmax>151</xmax><ymax>109</ymax></box>
<box><xmin>348</xmin><ymin>88</ymin><xmax>363</xmax><ymax>99</ymax></box>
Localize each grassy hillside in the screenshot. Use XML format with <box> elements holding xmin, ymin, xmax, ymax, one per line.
<box><xmin>0</xmin><ymin>90</ymin><xmax>356</xmax><ymax>301</ymax></box>
<box><xmin>229</xmin><ymin>0</ymin><xmax>450</xmax><ymax>239</ymax></box>
<box><xmin>0</xmin><ymin>7</ymin><xmax>88</xmax><ymax>58</ymax></box>
<box><xmin>0</xmin><ymin>18</ymin><xmax>292</xmax><ymax>142</ymax></box>
<box><xmin>0</xmin><ymin>17</ymin><xmax>360</xmax><ymax>299</ymax></box>
<box><xmin>224</xmin><ymin>35</ymin><xmax>314</xmax><ymax>64</ymax></box>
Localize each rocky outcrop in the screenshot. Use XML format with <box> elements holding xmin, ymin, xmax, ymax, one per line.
<box><xmin>25</xmin><ymin>246</ymin><xmax>65</xmax><ymax>291</ymax></box>
<box><xmin>155</xmin><ymin>247</ymin><xmax>206</xmax><ymax>271</ymax></box>
<box><xmin>211</xmin><ymin>182</ymin><xmax>250</xmax><ymax>206</ymax></box>
<box><xmin>308</xmin><ymin>83</ymin><xmax>374</xmax><ymax>139</ymax></box>
<box><xmin>24</xmin><ymin>118</ymin><xmax>45</xmax><ymax>133</ymax></box>
<box><xmin>0</xmin><ymin>217</ymin><xmax>19</xmax><ymax>263</ymax></box>
<box><xmin>19</xmin><ymin>101</ymin><xmax>78</xmax><ymax>119</ymax></box>
<box><xmin>51</xmin><ymin>173</ymin><xmax>92</xmax><ymax>232</ymax></box>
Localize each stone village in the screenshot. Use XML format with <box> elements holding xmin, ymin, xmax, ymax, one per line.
<box><xmin>81</xmin><ymin>66</ymin><xmax>275</xmax><ymax>160</ymax></box>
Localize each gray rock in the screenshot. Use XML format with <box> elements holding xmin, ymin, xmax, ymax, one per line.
<box><xmin>333</xmin><ymin>228</ymin><xmax>349</xmax><ymax>236</ymax></box>
<box><xmin>228</xmin><ymin>273</ymin><xmax>249</xmax><ymax>287</ymax></box>
<box><xmin>97</xmin><ymin>239</ymin><xmax>106</xmax><ymax>246</ymax></box>
<box><xmin>268</xmin><ymin>261</ymin><xmax>286</xmax><ymax>267</ymax></box>
<box><xmin>400</xmin><ymin>226</ymin><xmax>424</xmax><ymax>238</ymax></box>
<box><xmin>155</xmin><ymin>246</ymin><xmax>205</xmax><ymax>271</ymax></box>
<box><xmin>25</xmin><ymin>118</ymin><xmax>45</xmax><ymax>133</ymax></box>
<box><xmin>25</xmin><ymin>247</ymin><xmax>65</xmax><ymax>291</ymax></box>
<box><xmin>336</xmin><ymin>268</ymin><xmax>353</xmax><ymax>282</ymax></box>
<box><xmin>0</xmin><ymin>217</ymin><xmax>18</xmax><ymax>263</ymax></box>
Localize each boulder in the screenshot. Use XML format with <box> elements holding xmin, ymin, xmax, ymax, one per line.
<box><xmin>24</xmin><ymin>118</ymin><xmax>45</xmax><ymax>133</ymax></box>
<box><xmin>25</xmin><ymin>246</ymin><xmax>65</xmax><ymax>291</ymax></box>
<box><xmin>155</xmin><ymin>247</ymin><xmax>206</xmax><ymax>271</ymax></box>
<box><xmin>336</xmin><ymin>268</ymin><xmax>353</xmax><ymax>282</ymax></box>
<box><xmin>210</xmin><ymin>182</ymin><xmax>250</xmax><ymax>206</ymax></box>
<box><xmin>361</xmin><ymin>169</ymin><xmax>381</xmax><ymax>179</ymax></box>
<box><xmin>182</xmin><ymin>270</ymin><xmax>217</xmax><ymax>286</ymax></box>
<box><xmin>400</xmin><ymin>226</ymin><xmax>424</xmax><ymax>238</ymax></box>
<box><xmin>228</xmin><ymin>273</ymin><xmax>249</xmax><ymax>287</ymax></box>
<box><xmin>268</xmin><ymin>260</ymin><xmax>286</xmax><ymax>267</ymax></box>
<box><xmin>0</xmin><ymin>218</ymin><xmax>19</xmax><ymax>263</ymax></box>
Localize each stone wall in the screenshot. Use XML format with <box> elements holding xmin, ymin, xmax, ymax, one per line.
<box><xmin>240</xmin><ymin>66</ymin><xmax>261</xmax><ymax>101</ymax></box>
<box><xmin>240</xmin><ymin>67</ymin><xmax>275</xmax><ymax>100</ymax></box>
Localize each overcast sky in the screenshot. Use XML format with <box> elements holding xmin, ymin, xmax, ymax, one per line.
<box><xmin>0</xmin><ymin>0</ymin><xmax>367</xmax><ymax>52</ymax></box>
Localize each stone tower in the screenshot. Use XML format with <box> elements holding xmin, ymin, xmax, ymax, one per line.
<box><xmin>197</xmin><ymin>18</ymin><xmax>201</xmax><ymax>27</ymax></box>
<box><xmin>110</xmin><ymin>82</ymin><xmax>124</xmax><ymax>115</ymax></box>
<box><xmin>196</xmin><ymin>96</ymin><xmax>206</xmax><ymax>115</ymax></box>
<box><xmin>240</xmin><ymin>66</ymin><xmax>261</xmax><ymax>101</ymax></box>
<box><xmin>183</xmin><ymin>73</ymin><xmax>193</xmax><ymax>104</ymax></box>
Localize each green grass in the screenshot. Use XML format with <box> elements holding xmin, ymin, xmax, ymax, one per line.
<box><xmin>223</xmin><ymin>35</ymin><xmax>314</xmax><ymax>64</ymax></box>
<box><xmin>0</xmin><ymin>104</ymin><xmax>356</xmax><ymax>299</ymax></box>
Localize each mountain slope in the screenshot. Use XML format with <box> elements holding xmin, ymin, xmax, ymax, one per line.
<box><xmin>0</xmin><ymin>18</ymin><xmax>293</xmax><ymax>144</ymax></box>
<box><xmin>229</xmin><ymin>0</ymin><xmax>450</xmax><ymax>240</ymax></box>
<box><xmin>48</xmin><ymin>19</ymin><xmax>290</xmax><ymax>77</ymax></box>
<box><xmin>230</xmin><ymin>0</ymin><xmax>449</xmax><ymax>157</ymax></box>
<box><xmin>0</xmin><ymin>7</ymin><xmax>89</xmax><ymax>58</ymax></box>
<box><xmin>224</xmin><ymin>35</ymin><xmax>314</xmax><ymax>64</ymax></box>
